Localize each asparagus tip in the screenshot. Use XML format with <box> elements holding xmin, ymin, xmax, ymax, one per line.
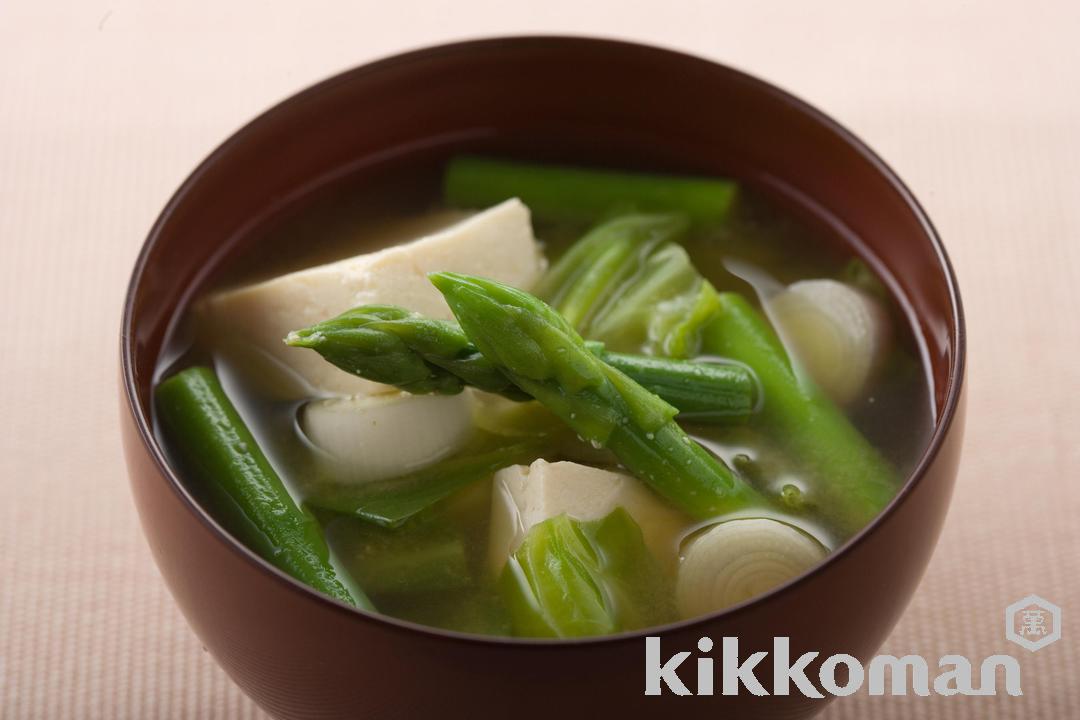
<box><xmin>284</xmin><ymin>329</ymin><xmax>321</xmax><ymax>348</ymax></box>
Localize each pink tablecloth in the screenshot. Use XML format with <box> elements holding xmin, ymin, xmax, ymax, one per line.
<box><xmin>1</xmin><ymin>1</ymin><xmax>1077</xmax><ymax>717</ymax></box>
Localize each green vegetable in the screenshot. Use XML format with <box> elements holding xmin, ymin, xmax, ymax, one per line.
<box><xmin>542</xmin><ymin>215</ymin><xmax>897</xmax><ymax>533</ymax></box>
<box><xmin>499</xmin><ymin>509</ymin><xmax>674</xmax><ymax>638</ymax></box>
<box><xmin>444</xmin><ymin>156</ymin><xmax>737</xmax><ymax>227</ymax></box>
<box><xmin>286</xmin><ymin>305</ymin><xmax>526</xmax><ymax>399</ymax></box>
<box><xmin>286</xmin><ymin>304</ymin><xmax>756</xmax><ymax>423</ymax></box>
<box><xmin>702</xmin><ymin>293</ymin><xmax>897</xmax><ymax>534</ymax></box>
<box><xmin>591</xmin><ymin>345</ymin><xmax>756</xmax><ymax>422</ymax></box>
<box><xmin>324</xmin><ymin>517</ymin><xmax>473</xmax><ymax>597</ymax></box>
<box><xmin>430</xmin><ymin>271</ymin><xmax>762</xmax><ymax>518</ymax></box>
<box><xmin>541</xmin><ymin>214</ymin><xmax>688</xmax><ymax>330</ymax></box>
<box><xmin>389</xmin><ymin>589</ymin><xmax>513</xmax><ymax>636</ymax></box>
<box><xmin>540</xmin><ymin>216</ymin><xmax>719</xmax><ymax>357</ymax></box>
<box><xmin>155</xmin><ymin>367</ymin><xmax>371</xmax><ymax>609</ymax></box>
<box><xmin>304</xmin><ymin>440</ymin><xmax>547</xmax><ymax>528</ymax></box>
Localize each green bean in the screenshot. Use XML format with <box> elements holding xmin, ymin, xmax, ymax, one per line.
<box><xmin>444</xmin><ymin>156</ymin><xmax>737</xmax><ymax>227</ymax></box>
<box><xmin>155</xmin><ymin>367</ymin><xmax>371</xmax><ymax>609</ymax></box>
<box><xmin>589</xmin><ymin>344</ymin><xmax>756</xmax><ymax>422</ymax></box>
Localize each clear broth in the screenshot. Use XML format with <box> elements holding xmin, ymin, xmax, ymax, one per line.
<box><xmin>154</xmin><ymin>161</ymin><xmax>935</xmax><ymax>635</ymax></box>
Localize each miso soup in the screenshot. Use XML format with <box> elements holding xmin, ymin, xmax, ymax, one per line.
<box><xmin>153</xmin><ymin>156</ymin><xmax>934</xmax><ymax>638</ymax></box>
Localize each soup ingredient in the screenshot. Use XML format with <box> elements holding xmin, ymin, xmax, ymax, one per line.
<box><xmin>594</xmin><ymin>346</ymin><xmax>756</xmax><ymax>422</ymax></box>
<box><xmin>201</xmin><ymin>198</ymin><xmax>544</xmax><ymax>397</ymax></box>
<box><xmin>286</xmin><ymin>305</ymin><xmax>527</xmax><ymax>398</ymax></box>
<box><xmin>305</xmin><ymin>439</ymin><xmax>548</xmax><ymax>528</ymax></box>
<box><xmin>488</xmin><ymin>459</ymin><xmax>687</xmax><ymax>574</ymax></box>
<box><xmin>543</xmin><ymin>214</ymin><xmax>688</xmax><ymax>330</ymax></box>
<box><xmin>325</xmin><ymin>518</ymin><xmax>473</xmax><ymax>597</ymax></box>
<box><xmin>703</xmin><ymin>293</ymin><xmax>897</xmax><ymax>535</ymax></box>
<box><xmin>499</xmin><ymin>508</ymin><xmax>674</xmax><ymax>638</ymax></box>
<box><xmin>539</xmin><ymin>215</ymin><xmax>718</xmax><ymax>357</ymax></box>
<box><xmin>389</xmin><ymin>589</ymin><xmax>513</xmax><ymax>636</ymax></box>
<box><xmin>155</xmin><ymin>367</ymin><xmax>371</xmax><ymax>609</ymax></box>
<box><xmin>591</xmin><ymin>244</ymin><xmax>721</xmax><ymax>359</ymax></box>
<box><xmin>445</xmin><ymin>155</ymin><xmax>737</xmax><ymax>227</ymax></box>
<box><xmin>286</xmin><ymin>306</ymin><xmax>756</xmax><ymax>422</ymax></box>
<box><xmin>430</xmin><ymin>271</ymin><xmax>763</xmax><ymax>519</ymax></box>
<box><xmin>676</xmin><ymin>518</ymin><xmax>826</xmax><ymax>617</ymax></box>
<box><xmin>300</xmin><ymin>392</ymin><xmax>473</xmax><ymax>484</ymax></box>
<box><xmin>768</xmin><ymin>279</ymin><xmax>891</xmax><ymax>405</ymax></box>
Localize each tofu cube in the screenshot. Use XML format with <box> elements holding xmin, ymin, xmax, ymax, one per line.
<box><xmin>201</xmin><ymin>198</ymin><xmax>545</xmax><ymax>396</ymax></box>
<box><xmin>488</xmin><ymin>459</ymin><xmax>686</xmax><ymax>574</ymax></box>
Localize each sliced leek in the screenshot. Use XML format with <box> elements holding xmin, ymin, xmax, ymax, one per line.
<box><xmin>768</xmin><ymin>279</ymin><xmax>891</xmax><ymax>405</ymax></box>
<box><xmin>677</xmin><ymin>518</ymin><xmax>826</xmax><ymax>617</ymax></box>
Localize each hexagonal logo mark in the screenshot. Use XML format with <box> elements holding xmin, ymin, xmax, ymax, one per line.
<box><xmin>1005</xmin><ymin>595</ymin><xmax>1061</xmax><ymax>652</ymax></box>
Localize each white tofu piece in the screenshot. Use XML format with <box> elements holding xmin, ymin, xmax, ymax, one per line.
<box><xmin>201</xmin><ymin>199</ymin><xmax>545</xmax><ymax>396</ymax></box>
<box><xmin>300</xmin><ymin>391</ymin><xmax>473</xmax><ymax>484</ymax></box>
<box><xmin>488</xmin><ymin>459</ymin><xmax>686</xmax><ymax>574</ymax></box>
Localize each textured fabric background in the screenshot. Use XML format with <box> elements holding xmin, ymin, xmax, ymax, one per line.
<box><xmin>1</xmin><ymin>1</ymin><xmax>1078</xmax><ymax>717</ymax></box>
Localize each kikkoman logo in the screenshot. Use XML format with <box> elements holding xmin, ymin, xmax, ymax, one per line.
<box><xmin>645</xmin><ymin>596</ymin><xmax>1061</xmax><ymax>697</ymax></box>
<box><xmin>644</xmin><ymin>637</ymin><xmax>1023</xmax><ymax>697</ymax></box>
<box><xmin>1005</xmin><ymin>594</ymin><xmax>1061</xmax><ymax>652</ymax></box>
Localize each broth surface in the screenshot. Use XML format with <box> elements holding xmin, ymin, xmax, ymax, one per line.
<box><xmin>154</xmin><ymin>161</ymin><xmax>934</xmax><ymax>634</ymax></box>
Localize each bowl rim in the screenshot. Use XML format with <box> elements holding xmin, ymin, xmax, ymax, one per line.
<box><xmin>120</xmin><ymin>34</ymin><xmax>966</xmax><ymax>648</ymax></box>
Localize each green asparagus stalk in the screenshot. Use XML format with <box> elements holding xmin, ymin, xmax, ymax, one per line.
<box><xmin>324</xmin><ymin>518</ymin><xmax>473</xmax><ymax>598</ymax></box>
<box><xmin>444</xmin><ymin>156</ymin><xmax>738</xmax><ymax>227</ymax></box>
<box><xmin>286</xmin><ymin>306</ymin><xmax>757</xmax><ymax>424</ymax></box>
<box><xmin>305</xmin><ymin>439</ymin><xmax>547</xmax><ymax>528</ymax></box>
<box><xmin>155</xmin><ymin>367</ymin><xmax>372</xmax><ymax>610</ymax></box>
<box><xmin>429</xmin><ymin>271</ymin><xmax>762</xmax><ymax>519</ymax></box>
<box><xmin>541</xmin><ymin>214</ymin><xmax>898</xmax><ymax>534</ymax></box>
<box><xmin>286</xmin><ymin>305</ymin><xmax>526</xmax><ymax>398</ymax></box>
<box><xmin>702</xmin><ymin>293</ymin><xmax>898</xmax><ymax>534</ymax></box>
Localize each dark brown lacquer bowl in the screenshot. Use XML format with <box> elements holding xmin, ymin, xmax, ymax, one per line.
<box><xmin>120</xmin><ymin>37</ymin><xmax>965</xmax><ymax>720</ymax></box>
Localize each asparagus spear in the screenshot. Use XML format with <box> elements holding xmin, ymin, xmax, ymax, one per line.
<box><xmin>702</xmin><ymin>293</ymin><xmax>898</xmax><ymax>534</ymax></box>
<box><xmin>541</xmin><ymin>216</ymin><xmax>898</xmax><ymax>535</ymax></box>
<box><xmin>428</xmin><ymin>272</ymin><xmax>762</xmax><ymax>519</ymax></box>
<box><xmin>444</xmin><ymin>156</ymin><xmax>738</xmax><ymax>227</ymax></box>
<box><xmin>155</xmin><ymin>367</ymin><xmax>372</xmax><ymax>609</ymax></box>
<box><xmin>285</xmin><ymin>305</ymin><xmax>523</xmax><ymax>398</ymax></box>
<box><xmin>324</xmin><ymin>517</ymin><xmax>473</xmax><ymax>598</ymax></box>
<box><xmin>304</xmin><ymin>439</ymin><xmax>547</xmax><ymax>528</ymax></box>
<box><xmin>286</xmin><ymin>306</ymin><xmax>757</xmax><ymax>424</ymax></box>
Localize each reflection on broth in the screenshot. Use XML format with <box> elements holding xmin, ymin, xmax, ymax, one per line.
<box><xmin>153</xmin><ymin>157</ymin><xmax>934</xmax><ymax>637</ymax></box>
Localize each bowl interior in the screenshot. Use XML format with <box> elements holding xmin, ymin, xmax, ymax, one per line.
<box><xmin>123</xmin><ymin>36</ymin><xmax>962</xmax><ymax>626</ymax></box>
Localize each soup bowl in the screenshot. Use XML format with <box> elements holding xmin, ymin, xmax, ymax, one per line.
<box><xmin>120</xmin><ymin>36</ymin><xmax>965</xmax><ymax>719</ymax></box>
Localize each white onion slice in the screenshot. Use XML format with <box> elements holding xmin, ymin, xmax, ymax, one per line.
<box><xmin>300</xmin><ymin>391</ymin><xmax>473</xmax><ymax>484</ymax></box>
<box><xmin>768</xmin><ymin>279</ymin><xmax>890</xmax><ymax>405</ymax></box>
<box><xmin>677</xmin><ymin>518</ymin><xmax>827</xmax><ymax>617</ymax></box>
